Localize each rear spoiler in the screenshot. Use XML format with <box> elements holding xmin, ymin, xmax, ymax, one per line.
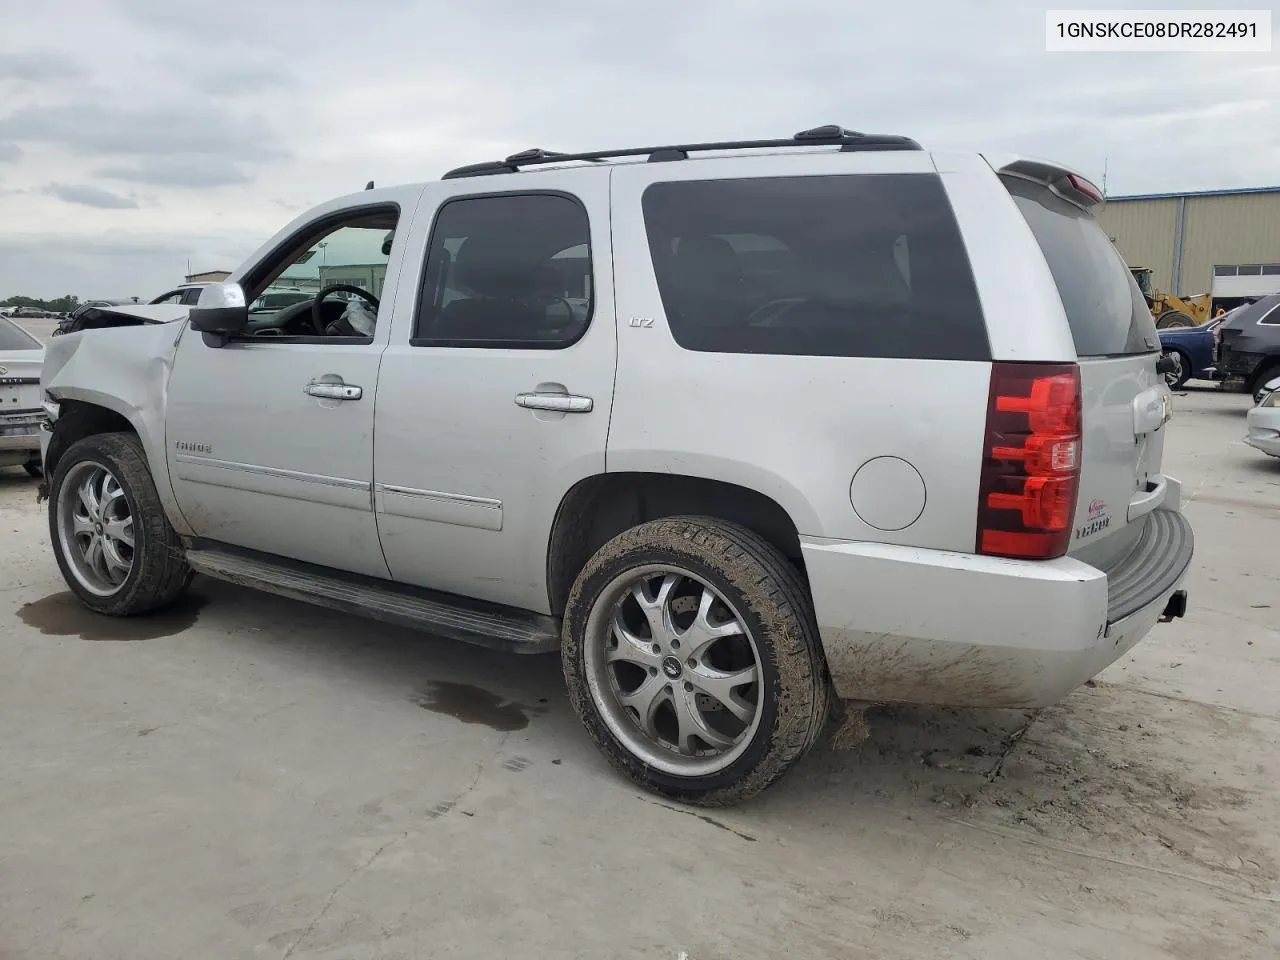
<box><xmin>985</xmin><ymin>156</ymin><xmax>1105</xmax><ymax>213</ymax></box>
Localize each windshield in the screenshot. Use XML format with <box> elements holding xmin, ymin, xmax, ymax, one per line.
<box><xmin>0</xmin><ymin>317</ymin><xmax>42</xmax><ymax>350</ymax></box>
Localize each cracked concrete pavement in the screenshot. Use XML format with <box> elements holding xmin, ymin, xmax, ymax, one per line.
<box><xmin>1</xmin><ymin>381</ymin><xmax>1278</xmax><ymax>959</ymax></box>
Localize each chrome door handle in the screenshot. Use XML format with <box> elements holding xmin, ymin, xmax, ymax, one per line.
<box><xmin>515</xmin><ymin>392</ymin><xmax>593</xmax><ymax>413</ymax></box>
<box><xmin>305</xmin><ymin>381</ymin><xmax>363</xmax><ymax>401</ymax></box>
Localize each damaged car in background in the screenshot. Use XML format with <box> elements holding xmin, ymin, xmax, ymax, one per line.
<box><xmin>0</xmin><ymin>314</ymin><xmax>46</xmax><ymax>477</ymax></box>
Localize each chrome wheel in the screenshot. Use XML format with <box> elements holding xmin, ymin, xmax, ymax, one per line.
<box><xmin>583</xmin><ymin>565</ymin><xmax>764</xmax><ymax>777</ymax></box>
<box><xmin>1163</xmin><ymin>350</ymin><xmax>1184</xmax><ymax>388</ymax></box>
<box><xmin>56</xmin><ymin>461</ymin><xmax>135</xmax><ymax>597</ymax></box>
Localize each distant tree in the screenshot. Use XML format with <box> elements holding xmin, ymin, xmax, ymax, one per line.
<box><xmin>0</xmin><ymin>294</ymin><xmax>81</xmax><ymax>313</ymax></box>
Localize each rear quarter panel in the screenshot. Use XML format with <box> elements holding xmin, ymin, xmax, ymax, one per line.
<box><xmin>1158</xmin><ymin>326</ymin><xmax>1215</xmax><ymax>376</ymax></box>
<box><xmin>607</xmin><ymin>152</ymin><xmax>997</xmax><ymax>550</ymax></box>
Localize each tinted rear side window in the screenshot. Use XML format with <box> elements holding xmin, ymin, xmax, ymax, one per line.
<box><xmin>0</xmin><ymin>318</ymin><xmax>41</xmax><ymax>350</ymax></box>
<box><xmin>1003</xmin><ymin>175</ymin><xmax>1157</xmax><ymax>357</ymax></box>
<box><xmin>641</xmin><ymin>174</ymin><xmax>989</xmax><ymax>360</ymax></box>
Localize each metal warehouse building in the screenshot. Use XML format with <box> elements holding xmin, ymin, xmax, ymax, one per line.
<box><xmin>1097</xmin><ymin>186</ymin><xmax>1280</xmax><ymax>308</ymax></box>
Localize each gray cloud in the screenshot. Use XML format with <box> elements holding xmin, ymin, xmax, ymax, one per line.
<box><xmin>0</xmin><ymin>102</ymin><xmax>289</xmax><ymax>161</ymax></box>
<box><xmin>95</xmin><ymin>155</ymin><xmax>251</xmax><ymax>188</ymax></box>
<box><xmin>3</xmin><ymin>0</ymin><xmax>1278</xmax><ymax>301</ymax></box>
<box><xmin>42</xmin><ymin>183</ymin><xmax>140</xmax><ymax>209</ymax></box>
<box><xmin>0</xmin><ymin>142</ymin><xmax>21</xmax><ymax>162</ymax></box>
<box><xmin>0</xmin><ymin>52</ymin><xmax>83</xmax><ymax>82</ymax></box>
<box><xmin>0</xmin><ymin>231</ymin><xmax>260</xmax><ymax>299</ymax></box>
<box><xmin>191</xmin><ymin>61</ymin><xmax>296</xmax><ymax>97</ymax></box>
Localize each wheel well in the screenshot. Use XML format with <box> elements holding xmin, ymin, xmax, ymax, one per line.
<box><xmin>546</xmin><ymin>472</ymin><xmax>804</xmax><ymax>617</ymax></box>
<box><xmin>44</xmin><ymin>401</ymin><xmax>136</xmax><ymax>478</ymax></box>
<box><xmin>1250</xmin><ymin>358</ymin><xmax>1280</xmax><ymax>392</ymax></box>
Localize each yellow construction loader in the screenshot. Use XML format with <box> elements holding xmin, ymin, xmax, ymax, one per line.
<box><xmin>1130</xmin><ymin>267</ymin><xmax>1212</xmax><ymax>328</ymax></box>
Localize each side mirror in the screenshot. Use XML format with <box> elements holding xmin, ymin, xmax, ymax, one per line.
<box><xmin>189</xmin><ymin>282</ymin><xmax>249</xmax><ymax>337</ymax></box>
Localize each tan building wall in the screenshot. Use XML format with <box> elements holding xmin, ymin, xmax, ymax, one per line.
<box><xmin>1097</xmin><ymin>190</ymin><xmax>1280</xmax><ymax>298</ymax></box>
<box><xmin>185</xmin><ymin>270</ymin><xmax>231</xmax><ymax>284</ymax></box>
<box><xmin>1097</xmin><ymin>198</ymin><xmax>1179</xmax><ymax>293</ymax></box>
<box><xmin>1178</xmin><ymin>193</ymin><xmax>1280</xmax><ymax>296</ymax></box>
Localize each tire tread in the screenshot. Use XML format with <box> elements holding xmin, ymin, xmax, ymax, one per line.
<box><xmin>48</xmin><ymin>432</ymin><xmax>190</xmax><ymax>616</ymax></box>
<box><xmin>563</xmin><ymin>515</ymin><xmax>831</xmax><ymax>806</ymax></box>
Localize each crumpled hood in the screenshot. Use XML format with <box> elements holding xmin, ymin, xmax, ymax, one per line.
<box><xmin>62</xmin><ymin>303</ymin><xmax>190</xmax><ymax>332</ymax></box>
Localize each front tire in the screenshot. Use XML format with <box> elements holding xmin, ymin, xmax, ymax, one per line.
<box><xmin>1156</xmin><ymin>309</ymin><xmax>1195</xmax><ymax>329</ymax></box>
<box><xmin>1162</xmin><ymin>348</ymin><xmax>1191</xmax><ymax>389</ymax></box>
<box><xmin>48</xmin><ymin>432</ymin><xmax>190</xmax><ymax>616</ymax></box>
<box><xmin>562</xmin><ymin>517</ymin><xmax>830</xmax><ymax>806</ymax></box>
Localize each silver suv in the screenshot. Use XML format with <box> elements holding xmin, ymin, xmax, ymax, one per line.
<box><xmin>39</xmin><ymin>126</ymin><xmax>1193</xmax><ymax>805</ymax></box>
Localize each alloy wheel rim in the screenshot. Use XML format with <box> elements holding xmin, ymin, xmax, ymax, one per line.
<box><xmin>1164</xmin><ymin>351</ymin><xmax>1183</xmax><ymax>387</ymax></box>
<box><xmin>56</xmin><ymin>462</ymin><xmax>135</xmax><ymax>597</ymax></box>
<box><xmin>583</xmin><ymin>564</ymin><xmax>764</xmax><ymax>777</ymax></box>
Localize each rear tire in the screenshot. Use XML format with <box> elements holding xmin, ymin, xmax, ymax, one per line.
<box><xmin>1156</xmin><ymin>310</ymin><xmax>1195</xmax><ymax>329</ymax></box>
<box><xmin>562</xmin><ymin>516</ymin><xmax>831</xmax><ymax>807</ymax></box>
<box><xmin>47</xmin><ymin>432</ymin><xmax>190</xmax><ymax>616</ymax></box>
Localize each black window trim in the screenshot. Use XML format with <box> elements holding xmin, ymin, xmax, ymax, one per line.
<box><xmin>227</xmin><ymin>201</ymin><xmax>400</xmax><ymax>347</ymax></box>
<box><xmin>408</xmin><ymin>188</ymin><xmax>595</xmax><ymax>351</ymax></box>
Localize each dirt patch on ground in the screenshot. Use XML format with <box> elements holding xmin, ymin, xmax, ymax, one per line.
<box><xmin>822</xmin><ymin>683</ymin><xmax>1279</xmax><ymax>899</ymax></box>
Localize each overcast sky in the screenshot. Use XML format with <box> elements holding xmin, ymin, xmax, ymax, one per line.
<box><xmin>1</xmin><ymin>0</ymin><xmax>1276</xmax><ymax>299</ymax></box>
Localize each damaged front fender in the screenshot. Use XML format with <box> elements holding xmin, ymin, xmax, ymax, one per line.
<box><xmin>42</xmin><ymin>318</ymin><xmax>195</xmax><ymax>536</ymax></box>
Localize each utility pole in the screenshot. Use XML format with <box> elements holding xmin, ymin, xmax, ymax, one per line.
<box><xmin>1102</xmin><ymin>157</ymin><xmax>1109</xmax><ymax>198</ymax></box>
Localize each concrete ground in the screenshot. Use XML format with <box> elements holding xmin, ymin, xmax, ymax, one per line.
<box><xmin>1</xmin><ymin>379</ymin><xmax>1277</xmax><ymax>960</ymax></box>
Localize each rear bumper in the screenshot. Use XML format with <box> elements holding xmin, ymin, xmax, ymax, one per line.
<box><xmin>0</xmin><ymin>411</ymin><xmax>42</xmax><ymax>461</ymax></box>
<box><xmin>1245</xmin><ymin>406</ymin><xmax>1280</xmax><ymax>457</ymax></box>
<box><xmin>802</xmin><ymin>499</ymin><xmax>1194</xmax><ymax>708</ymax></box>
<box><xmin>1217</xmin><ymin>348</ymin><xmax>1263</xmax><ymax>383</ymax></box>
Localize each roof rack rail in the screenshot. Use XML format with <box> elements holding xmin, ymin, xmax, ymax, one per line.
<box><xmin>441</xmin><ymin>124</ymin><xmax>922</xmax><ymax>180</ymax></box>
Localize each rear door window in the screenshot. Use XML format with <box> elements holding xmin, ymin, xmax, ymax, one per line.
<box><xmin>1003</xmin><ymin>175</ymin><xmax>1157</xmax><ymax>357</ymax></box>
<box><xmin>641</xmin><ymin>174</ymin><xmax>989</xmax><ymax>360</ymax></box>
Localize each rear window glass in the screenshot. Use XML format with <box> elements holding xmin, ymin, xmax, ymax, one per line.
<box><xmin>641</xmin><ymin>174</ymin><xmax>989</xmax><ymax>360</ymax></box>
<box><xmin>1003</xmin><ymin>175</ymin><xmax>1157</xmax><ymax>357</ymax></box>
<box><xmin>0</xmin><ymin>317</ymin><xmax>41</xmax><ymax>350</ymax></box>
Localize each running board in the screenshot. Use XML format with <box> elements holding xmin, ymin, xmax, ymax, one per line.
<box><xmin>184</xmin><ymin>546</ymin><xmax>561</xmax><ymax>654</ymax></box>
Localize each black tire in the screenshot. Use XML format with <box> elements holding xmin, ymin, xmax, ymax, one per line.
<box><xmin>1163</xmin><ymin>348</ymin><xmax>1191</xmax><ymax>390</ymax></box>
<box><xmin>47</xmin><ymin>432</ymin><xmax>190</xmax><ymax>616</ymax></box>
<box><xmin>1156</xmin><ymin>309</ymin><xmax>1195</xmax><ymax>330</ymax></box>
<box><xmin>562</xmin><ymin>516</ymin><xmax>831</xmax><ymax>806</ymax></box>
<box><xmin>23</xmin><ymin>458</ymin><xmax>43</xmax><ymax>478</ymax></box>
<box><xmin>1248</xmin><ymin>363</ymin><xmax>1280</xmax><ymax>403</ymax></box>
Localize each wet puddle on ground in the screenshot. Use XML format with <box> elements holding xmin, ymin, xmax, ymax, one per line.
<box><xmin>17</xmin><ymin>592</ymin><xmax>208</xmax><ymax>641</ymax></box>
<box><xmin>411</xmin><ymin>680</ymin><xmax>545</xmax><ymax>732</ymax></box>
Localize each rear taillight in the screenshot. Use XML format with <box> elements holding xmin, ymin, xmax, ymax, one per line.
<box><xmin>976</xmin><ymin>362</ymin><xmax>1082</xmax><ymax>560</ymax></box>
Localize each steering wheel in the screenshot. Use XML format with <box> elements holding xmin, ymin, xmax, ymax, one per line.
<box><xmin>312</xmin><ymin>284</ymin><xmax>380</xmax><ymax>336</ymax></box>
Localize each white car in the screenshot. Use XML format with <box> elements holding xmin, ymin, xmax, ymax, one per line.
<box><xmin>149</xmin><ymin>283</ymin><xmax>211</xmax><ymax>306</ymax></box>
<box><xmin>1245</xmin><ymin>376</ymin><xmax>1280</xmax><ymax>457</ymax></box>
<box><xmin>0</xmin><ymin>315</ymin><xmax>45</xmax><ymax>477</ymax></box>
<box><xmin>39</xmin><ymin>125</ymin><xmax>1193</xmax><ymax>804</ymax></box>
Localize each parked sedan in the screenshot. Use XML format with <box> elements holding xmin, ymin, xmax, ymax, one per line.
<box><xmin>1158</xmin><ymin>317</ymin><xmax>1225</xmax><ymax>389</ymax></box>
<box><xmin>1245</xmin><ymin>376</ymin><xmax>1280</xmax><ymax>458</ymax></box>
<box><xmin>0</xmin><ymin>315</ymin><xmax>45</xmax><ymax>477</ymax></box>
